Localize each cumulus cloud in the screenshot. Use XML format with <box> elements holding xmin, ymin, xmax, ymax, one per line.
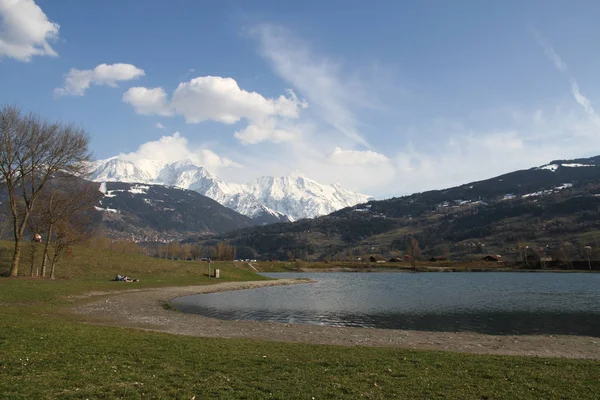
<box><xmin>55</xmin><ymin>63</ymin><xmax>145</xmax><ymax>96</ymax></box>
<box><xmin>123</xmin><ymin>76</ymin><xmax>306</xmax><ymax>126</ymax></box>
<box><xmin>170</xmin><ymin>76</ymin><xmax>306</xmax><ymax>124</ymax></box>
<box><xmin>250</xmin><ymin>23</ymin><xmax>372</xmax><ymax>148</ymax></box>
<box><xmin>0</xmin><ymin>0</ymin><xmax>59</xmax><ymax>62</ymax></box>
<box><xmin>155</xmin><ymin>122</ymin><xmax>164</xmax><ymax>129</ymax></box>
<box><xmin>123</xmin><ymin>87</ymin><xmax>171</xmax><ymax>115</ymax></box>
<box><xmin>328</xmin><ymin>147</ymin><xmax>389</xmax><ymax>165</ymax></box>
<box><xmin>119</xmin><ymin>132</ymin><xmax>240</xmax><ymax>174</ymax></box>
<box><xmin>123</xmin><ymin>75</ymin><xmax>307</xmax><ymax>144</ymax></box>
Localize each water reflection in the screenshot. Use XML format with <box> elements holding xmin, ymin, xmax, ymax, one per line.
<box><xmin>171</xmin><ymin>272</ymin><xmax>600</xmax><ymax>336</ymax></box>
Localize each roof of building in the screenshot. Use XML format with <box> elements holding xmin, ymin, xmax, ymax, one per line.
<box><xmin>482</xmin><ymin>254</ymin><xmax>504</xmax><ymax>261</ymax></box>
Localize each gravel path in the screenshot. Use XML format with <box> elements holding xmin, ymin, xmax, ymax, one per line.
<box><xmin>70</xmin><ymin>279</ymin><xmax>600</xmax><ymax>359</ymax></box>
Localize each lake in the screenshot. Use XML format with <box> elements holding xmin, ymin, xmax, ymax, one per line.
<box><xmin>171</xmin><ymin>272</ymin><xmax>600</xmax><ymax>336</ymax></box>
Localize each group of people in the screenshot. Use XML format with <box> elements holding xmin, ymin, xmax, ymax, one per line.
<box><xmin>115</xmin><ymin>274</ymin><xmax>139</xmax><ymax>282</ymax></box>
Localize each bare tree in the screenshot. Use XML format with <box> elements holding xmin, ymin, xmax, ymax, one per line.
<box><xmin>26</xmin><ymin>207</ymin><xmax>44</xmax><ymax>277</ymax></box>
<box><xmin>48</xmin><ymin>200</ymin><xmax>98</xmax><ymax>279</ymax></box>
<box><xmin>166</xmin><ymin>241</ymin><xmax>180</xmax><ymax>259</ymax></box>
<box><xmin>39</xmin><ymin>179</ymin><xmax>101</xmax><ymax>276</ymax></box>
<box><xmin>216</xmin><ymin>241</ymin><xmax>234</xmax><ymax>261</ymax></box>
<box><xmin>406</xmin><ymin>236</ymin><xmax>421</xmax><ymax>269</ymax></box>
<box><xmin>48</xmin><ymin>219</ymin><xmax>80</xmax><ymax>279</ymax></box>
<box><xmin>190</xmin><ymin>244</ymin><xmax>202</xmax><ymax>260</ymax></box>
<box><xmin>557</xmin><ymin>241</ymin><xmax>574</xmax><ymax>269</ymax></box>
<box><xmin>0</xmin><ymin>106</ymin><xmax>91</xmax><ymax>276</ymax></box>
<box><xmin>180</xmin><ymin>244</ymin><xmax>192</xmax><ymax>260</ymax></box>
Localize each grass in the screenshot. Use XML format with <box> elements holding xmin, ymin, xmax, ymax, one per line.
<box><xmin>1</xmin><ymin>241</ymin><xmax>599</xmax><ymax>399</ymax></box>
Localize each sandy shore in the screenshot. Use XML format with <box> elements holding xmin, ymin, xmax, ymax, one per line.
<box><xmin>70</xmin><ymin>279</ymin><xmax>600</xmax><ymax>359</ymax></box>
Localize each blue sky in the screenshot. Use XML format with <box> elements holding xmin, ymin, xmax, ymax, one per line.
<box><xmin>1</xmin><ymin>0</ymin><xmax>600</xmax><ymax>198</ymax></box>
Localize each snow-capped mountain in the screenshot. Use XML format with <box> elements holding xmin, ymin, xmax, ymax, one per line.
<box><xmin>87</xmin><ymin>157</ymin><xmax>373</xmax><ymax>222</ymax></box>
<box><xmin>243</xmin><ymin>176</ymin><xmax>372</xmax><ymax>219</ymax></box>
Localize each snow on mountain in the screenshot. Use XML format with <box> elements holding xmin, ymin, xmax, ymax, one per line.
<box><xmin>538</xmin><ymin>164</ymin><xmax>559</xmax><ymax>172</ymax></box>
<box><xmin>537</xmin><ymin>159</ymin><xmax>599</xmax><ymax>172</ymax></box>
<box><xmin>88</xmin><ymin>157</ymin><xmax>372</xmax><ymax>222</ymax></box>
<box><xmin>88</xmin><ymin>157</ymin><xmax>156</xmax><ymax>183</ymax></box>
<box><xmin>243</xmin><ymin>175</ymin><xmax>373</xmax><ymax>220</ymax></box>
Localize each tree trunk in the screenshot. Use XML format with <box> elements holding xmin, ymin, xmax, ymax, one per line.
<box><xmin>9</xmin><ymin>202</ymin><xmax>30</xmax><ymax>277</ymax></box>
<box><xmin>9</xmin><ymin>220</ymin><xmax>28</xmax><ymax>277</ymax></box>
<box><xmin>41</xmin><ymin>224</ymin><xmax>53</xmax><ymax>277</ymax></box>
<box><xmin>10</xmin><ymin>239</ymin><xmax>22</xmax><ymax>277</ymax></box>
<box><xmin>30</xmin><ymin>242</ymin><xmax>37</xmax><ymax>277</ymax></box>
<box><xmin>50</xmin><ymin>255</ymin><xmax>58</xmax><ymax>280</ymax></box>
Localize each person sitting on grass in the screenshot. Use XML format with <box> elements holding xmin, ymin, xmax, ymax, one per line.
<box><xmin>115</xmin><ymin>274</ymin><xmax>139</xmax><ymax>282</ymax></box>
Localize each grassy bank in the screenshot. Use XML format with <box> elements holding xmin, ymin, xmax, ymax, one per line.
<box><xmin>1</xmin><ymin>242</ymin><xmax>599</xmax><ymax>399</ymax></box>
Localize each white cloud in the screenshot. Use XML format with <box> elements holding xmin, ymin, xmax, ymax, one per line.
<box><xmin>155</xmin><ymin>122</ymin><xmax>164</xmax><ymax>129</ymax></box>
<box><xmin>532</xmin><ymin>28</ymin><xmax>567</xmax><ymax>72</ymax></box>
<box><xmin>218</xmin><ymin>130</ymin><xmax>395</xmax><ymax>194</ymax></box>
<box><xmin>115</xmin><ymin>25</ymin><xmax>600</xmax><ymax>198</ymax></box>
<box><xmin>328</xmin><ymin>147</ymin><xmax>389</xmax><ymax>165</ymax></box>
<box><xmin>122</xmin><ymin>87</ymin><xmax>171</xmax><ymax>116</ymax></box>
<box><xmin>395</xmin><ymin>131</ymin><xmax>526</xmax><ymax>193</ymax></box>
<box><xmin>123</xmin><ymin>75</ymin><xmax>307</xmax><ymax>144</ymax></box>
<box><xmin>116</xmin><ymin>105</ymin><xmax>600</xmax><ymax>199</ymax></box>
<box><xmin>234</xmin><ymin>118</ymin><xmax>299</xmax><ymax>144</ymax></box>
<box><xmin>570</xmin><ymin>79</ymin><xmax>600</xmax><ymax>124</ymax></box>
<box><xmin>0</xmin><ymin>0</ymin><xmax>59</xmax><ymax>62</ymax></box>
<box><xmin>250</xmin><ymin>23</ymin><xmax>372</xmax><ymax>148</ymax></box>
<box><xmin>387</xmin><ymin>108</ymin><xmax>600</xmax><ymax>197</ymax></box>
<box><xmin>533</xmin><ymin>29</ymin><xmax>600</xmax><ymax>126</ymax></box>
<box><xmin>55</xmin><ymin>63</ymin><xmax>145</xmax><ymax>96</ymax></box>
<box><xmin>170</xmin><ymin>76</ymin><xmax>306</xmax><ymax>124</ymax></box>
<box><xmin>119</xmin><ymin>132</ymin><xmax>240</xmax><ymax>174</ymax></box>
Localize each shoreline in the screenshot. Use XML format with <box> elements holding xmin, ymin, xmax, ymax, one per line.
<box><xmin>70</xmin><ymin>279</ymin><xmax>600</xmax><ymax>360</ymax></box>
<box><xmin>294</xmin><ymin>267</ymin><xmax>599</xmax><ymax>273</ymax></box>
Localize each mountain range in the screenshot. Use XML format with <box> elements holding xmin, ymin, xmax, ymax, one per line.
<box><xmin>88</xmin><ymin>157</ymin><xmax>372</xmax><ymax>223</ymax></box>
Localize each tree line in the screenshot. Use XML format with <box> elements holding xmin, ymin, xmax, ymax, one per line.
<box><xmin>150</xmin><ymin>241</ymin><xmax>237</xmax><ymax>261</ymax></box>
<box><xmin>0</xmin><ymin>106</ymin><xmax>97</xmax><ymax>278</ymax></box>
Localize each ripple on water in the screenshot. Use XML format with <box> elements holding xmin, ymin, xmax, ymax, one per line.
<box><xmin>171</xmin><ymin>272</ymin><xmax>600</xmax><ymax>336</ymax></box>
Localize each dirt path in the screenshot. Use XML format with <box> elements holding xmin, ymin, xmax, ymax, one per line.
<box><xmin>70</xmin><ymin>279</ymin><xmax>600</xmax><ymax>359</ymax></box>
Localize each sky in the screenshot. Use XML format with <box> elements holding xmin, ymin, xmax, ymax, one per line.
<box><xmin>1</xmin><ymin>0</ymin><xmax>600</xmax><ymax>199</ymax></box>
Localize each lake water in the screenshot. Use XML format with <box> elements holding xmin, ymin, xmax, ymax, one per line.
<box><xmin>171</xmin><ymin>272</ymin><xmax>600</xmax><ymax>336</ymax></box>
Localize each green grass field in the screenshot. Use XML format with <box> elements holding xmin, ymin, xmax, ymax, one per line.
<box><xmin>1</xmin><ymin>241</ymin><xmax>599</xmax><ymax>399</ymax></box>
